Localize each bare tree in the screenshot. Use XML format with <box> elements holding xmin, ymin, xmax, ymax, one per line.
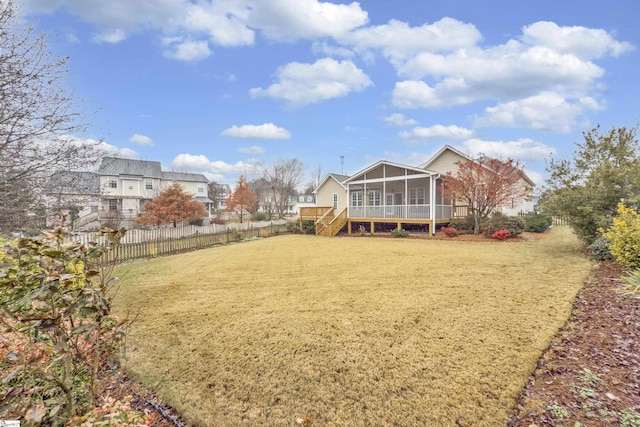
<box><xmin>0</xmin><ymin>1</ymin><xmax>99</xmax><ymax>232</ymax></box>
<box><xmin>302</xmin><ymin>164</ymin><xmax>323</xmax><ymax>194</ymax></box>
<box><xmin>262</xmin><ymin>158</ymin><xmax>305</xmax><ymax>217</ymax></box>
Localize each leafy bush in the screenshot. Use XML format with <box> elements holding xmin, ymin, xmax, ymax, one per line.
<box><xmin>480</xmin><ymin>213</ymin><xmax>525</xmax><ymax>238</ymax></box>
<box><xmin>253</xmin><ymin>211</ymin><xmax>269</xmax><ymax>221</ymax></box>
<box><xmin>523</xmin><ymin>215</ymin><xmax>552</xmax><ymax>233</ymax></box>
<box><xmin>212</xmin><ymin>217</ymin><xmax>226</xmax><ymax>225</ymax></box>
<box><xmin>492</xmin><ymin>229</ymin><xmax>510</xmax><ymax>240</ymax></box>
<box><xmin>440</xmin><ymin>226</ymin><xmax>458</xmax><ymax>237</ymax></box>
<box><xmin>391</xmin><ymin>228</ymin><xmax>409</xmax><ymax>237</ymax></box>
<box><xmin>301</xmin><ymin>220</ymin><xmax>316</xmax><ymax>234</ymax></box>
<box><xmin>0</xmin><ymin>227</ymin><xmax>131</xmax><ymax>425</ymax></box>
<box><xmin>588</xmin><ymin>236</ymin><xmax>614</xmax><ymax>261</ymax></box>
<box><xmin>189</xmin><ymin>218</ymin><xmax>204</xmax><ymax>226</ymax></box>
<box><xmin>448</xmin><ymin>217</ymin><xmax>476</xmax><ymax>233</ymax></box>
<box><xmin>602</xmin><ymin>203</ymin><xmax>640</xmax><ymax>269</ymax></box>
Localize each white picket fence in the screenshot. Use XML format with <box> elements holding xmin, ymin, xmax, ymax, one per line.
<box><xmin>66</xmin><ymin>219</ymin><xmax>287</xmax><ymax>245</ymax></box>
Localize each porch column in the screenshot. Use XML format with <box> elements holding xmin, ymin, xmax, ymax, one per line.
<box><xmin>430</xmin><ymin>175</ymin><xmax>436</xmax><ymax>235</ymax></box>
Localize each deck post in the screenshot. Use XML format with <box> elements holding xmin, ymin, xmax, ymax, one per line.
<box><xmin>397</xmin><ymin>221</ymin><xmax>401</xmax><ymax>230</ymax></box>
<box><xmin>370</xmin><ymin>221</ymin><xmax>375</xmax><ymax>234</ymax></box>
<box><xmin>348</xmin><ymin>220</ymin><xmax>352</xmax><ymax>235</ymax></box>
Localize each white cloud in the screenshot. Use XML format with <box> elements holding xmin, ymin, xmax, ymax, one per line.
<box><xmin>58</xmin><ymin>135</ymin><xmax>139</xmax><ymax>159</ymax></box>
<box><xmin>385</xmin><ymin>21</ymin><xmax>632</xmax><ymax>132</ymax></box>
<box><xmin>311</xmin><ymin>41</ymin><xmax>355</xmax><ymax>58</ymax></box>
<box><xmin>237</xmin><ymin>145</ymin><xmax>266</xmax><ymax>154</ymax></box>
<box><xmin>162</xmin><ymin>37</ymin><xmax>212</xmax><ymax>61</ymax></box>
<box><xmin>183</xmin><ymin>1</ymin><xmax>254</xmax><ymax>47</ymax></box>
<box><xmin>383</xmin><ymin>113</ymin><xmax>417</xmax><ymax>126</ymax></box>
<box><xmin>339</xmin><ymin>17</ymin><xmax>482</xmax><ymax>62</ymax></box>
<box><xmin>222</xmin><ymin>123</ymin><xmax>291</xmax><ymax>139</ymax></box>
<box><xmin>249</xmin><ymin>58</ymin><xmax>373</xmax><ymax>107</ymax></box>
<box><xmin>171</xmin><ymin>153</ymin><xmax>263</xmax><ymax>182</ymax></box>
<box><xmin>521</xmin><ymin>21</ymin><xmax>635</xmax><ymax>59</ymax></box>
<box><xmin>22</xmin><ymin>0</ymin><xmax>187</xmax><ymax>42</ymax></box>
<box><xmin>92</xmin><ymin>28</ymin><xmax>127</xmax><ymax>43</ymax></box>
<box><xmin>400</xmin><ymin>124</ymin><xmax>475</xmax><ymax>141</ymax></box>
<box><xmin>129</xmin><ymin>133</ymin><xmax>154</xmax><ymax>146</ymax></box>
<box><xmin>20</xmin><ymin>0</ymin><xmax>366</xmax><ymax>48</ymax></box>
<box><xmin>95</xmin><ymin>141</ymin><xmax>139</xmax><ymax>158</ymax></box>
<box><xmin>462</xmin><ymin>138</ymin><xmax>556</xmax><ymax>160</ymax></box>
<box><xmin>474</xmin><ymin>92</ymin><xmax>604</xmax><ymax>133</ymax></box>
<box><xmin>246</xmin><ymin>0</ymin><xmax>368</xmax><ymax>41</ymax></box>
<box><xmin>392</xmin><ymin>80</ymin><xmax>473</xmax><ymax>108</ymax></box>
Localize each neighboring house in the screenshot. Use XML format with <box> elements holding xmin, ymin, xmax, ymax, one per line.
<box><xmin>303</xmin><ymin>145</ymin><xmax>534</xmax><ymax>236</ymax></box>
<box><xmin>48</xmin><ymin>157</ymin><xmax>213</xmax><ymax>229</ymax></box>
<box><xmin>287</xmin><ymin>194</ymin><xmax>316</xmax><ymax>215</ymax></box>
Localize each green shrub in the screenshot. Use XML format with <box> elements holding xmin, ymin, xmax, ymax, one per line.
<box><xmin>189</xmin><ymin>218</ymin><xmax>204</xmax><ymax>226</ymax></box>
<box><xmin>588</xmin><ymin>236</ymin><xmax>614</xmax><ymax>261</ymax></box>
<box><xmin>301</xmin><ymin>220</ymin><xmax>316</xmax><ymax>234</ymax></box>
<box><xmin>602</xmin><ymin>203</ymin><xmax>640</xmax><ymax>269</ymax></box>
<box><xmin>523</xmin><ymin>215</ymin><xmax>552</xmax><ymax>233</ymax></box>
<box><xmin>391</xmin><ymin>228</ymin><xmax>409</xmax><ymax>237</ymax></box>
<box><xmin>253</xmin><ymin>211</ymin><xmax>269</xmax><ymax>221</ymax></box>
<box><xmin>480</xmin><ymin>213</ymin><xmax>525</xmax><ymax>238</ymax></box>
<box><xmin>448</xmin><ymin>217</ymin><xmax>476</xmax><ymax>233</ymax></box>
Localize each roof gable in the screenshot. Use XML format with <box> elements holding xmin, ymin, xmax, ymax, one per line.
<box><xmin>419</xmin><ymin>145</ymin><xmax>535</xmax><ymax>187</ymax></box>
<box><xmin>345</xmin><ymin>160</ymin><xmax>435</xmax><ymax>184</ymax></box>
<box><xmin>314</xmin><ymin>173</ymin><xmax>349</xmax><ymax>193</ymax></box>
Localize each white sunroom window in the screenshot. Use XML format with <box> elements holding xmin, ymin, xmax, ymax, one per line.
<box><xmin>409</xmin><ymin>187</ymin><xmax>425</xmax><ymax>204</ymax></box>
<box><xmin>351</xmin><ymin>191</ymin><xmax>363</xmax><ymax>207</ymax></box>
<box><xmin>368</xmin><ymin>190</ymin><xmax>381</xmax><ymax>206</ymax></box>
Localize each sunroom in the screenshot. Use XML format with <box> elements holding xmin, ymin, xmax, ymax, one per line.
<box><xmin>344</xmin><ymin>161</ymin><xmax>453</xmax><ymax>233</ymax></box>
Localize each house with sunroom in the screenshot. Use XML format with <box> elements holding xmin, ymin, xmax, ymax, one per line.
<box><xmin>301</xmin><ymin>145</ymin><xmax>534</xmax><ymax>236</ymax></box>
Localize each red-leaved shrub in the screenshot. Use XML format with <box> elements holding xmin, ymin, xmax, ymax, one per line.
<box><xmin>492</xmin><ymin>229</ymin><xmax>510</xmax><ymax>240</ymax></box>
<box><xmin>441</xmin><ymin>226</ymin><xmax>458</xmax><ymax>237</ymax></box>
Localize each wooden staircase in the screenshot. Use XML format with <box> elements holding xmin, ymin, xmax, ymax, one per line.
<box><xmin>315</xmin><ymin>208</ymin><xmax>347</xmax><ymax>236</ymax></box>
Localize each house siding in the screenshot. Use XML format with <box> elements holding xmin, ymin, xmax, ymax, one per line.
<box><xmin>316</xmin><ymin>178</ymin><xmax>347</xmax><ymax>212</ymax></box>
<box><xmin>424</xmin><ymin>149</ymin><xmax>467</xmax><ymax>175</ymax></box>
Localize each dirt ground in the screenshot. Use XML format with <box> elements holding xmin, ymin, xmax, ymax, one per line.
<box><xmin>101</xmin><ymin>232</ymin><xmax>638</xmax><ymax>426</ymax></box>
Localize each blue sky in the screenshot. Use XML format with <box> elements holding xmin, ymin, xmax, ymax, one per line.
<box><xmin>16</xmin><ymin>0</ymin><xmax>639</xmax><ymax>189</ymax></box>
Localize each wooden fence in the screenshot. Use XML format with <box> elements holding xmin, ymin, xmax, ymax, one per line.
<box><xmin>83</xmin><ymin>221</ymin><xmax>289</xmax><ymax>264</ymax></box>
<box><xmin>67</xmin><ymin>220</ymin><xmax>286</xmax><ymax>245</ymax></box>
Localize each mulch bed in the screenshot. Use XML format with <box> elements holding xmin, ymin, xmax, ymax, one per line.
<box><xmin>508</xmin><ymin>260</ymin><xmax>640</xmax><ymax>426</ymax></box>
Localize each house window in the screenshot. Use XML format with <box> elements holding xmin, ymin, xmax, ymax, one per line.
<box><xmin>109</xmin><ymin>179</ymin><xmax>117</xmax><ymax>189</ymax></box>
<box><xmin>198</xmin><ymin>185</ymin><xmax>205</xmax><ymax>193</ymax></box>
<box><xmin>108</xmin><ymin>199</ymin><xmax>118</xmax><ymax>211</ymax></box>
<box><xmin>145</xmin><ymin>179</ymin><xmax>153</xmax><ymax>190</ymax></box>
<box><xmin>409</xmin><ymin>188</ymin><xmax>425</xmax><ymax>204</ymax></box>
<box><xmin>386</xmin><ymin>194</ymin><xmax>393</xmax><ymax>206</ymax></box>
<box><xmin>333</xmin><ymin>193</ymin><xmax>338</xmax><ymax>209</ymax></box>
<box><xmin>351</xmin><ymin>191</ymin><xmax>363</xmax><ymax>207</ymax></box>
<box><xmin>368</xmin><ymin>190</ymin><xmax>381</xmax><ymax>206</ymax></box>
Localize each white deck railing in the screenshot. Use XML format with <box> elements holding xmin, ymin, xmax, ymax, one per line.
<box><xmin>348</xmin><ymin>204</ymin><xmax>452</xmax><ymax>220</ymax></box>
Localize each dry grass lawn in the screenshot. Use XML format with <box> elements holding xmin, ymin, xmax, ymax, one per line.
<box><xmin>113</xmin><ymin>227</ymin><xmax>592</xmax><ymax>426</ymax></box>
